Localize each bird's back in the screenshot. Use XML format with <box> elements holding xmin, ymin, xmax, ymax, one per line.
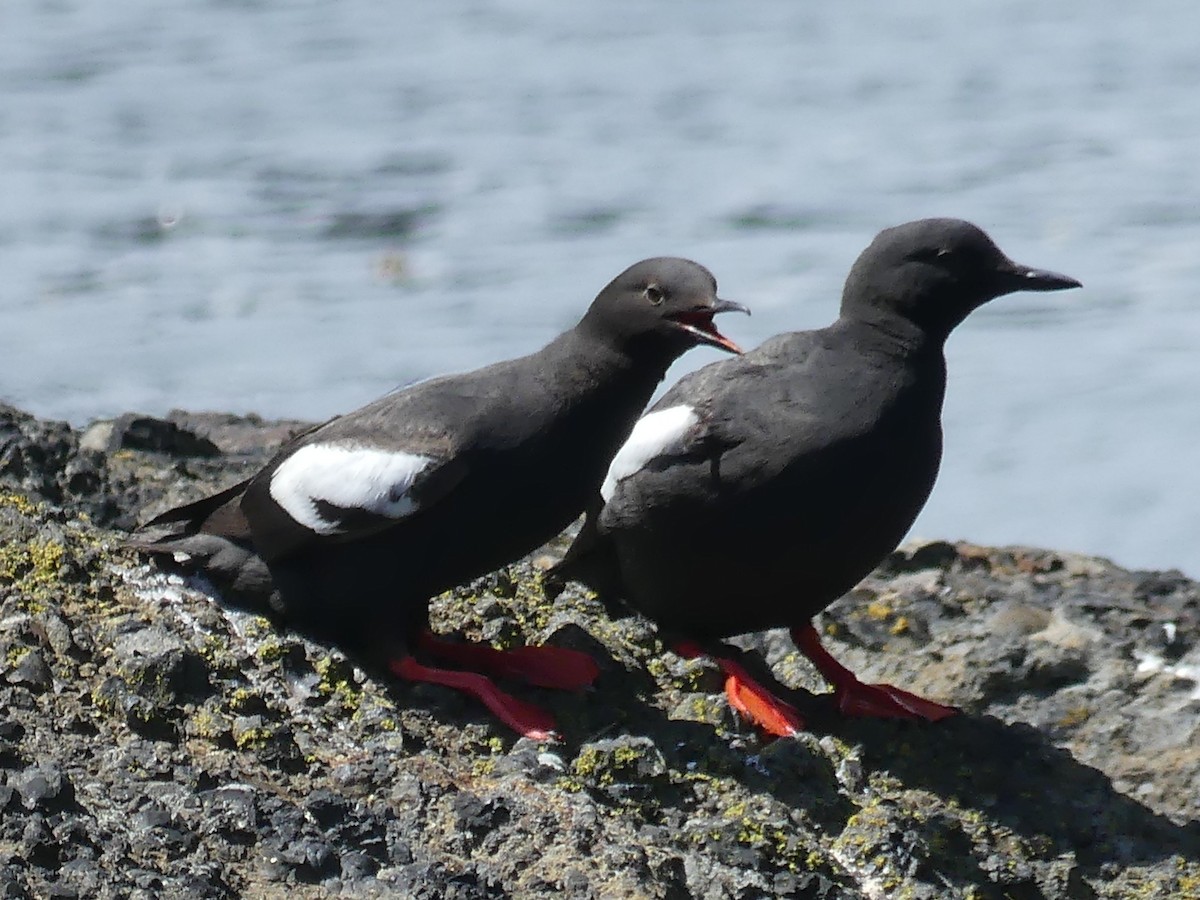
<box><xmin>143</xmin><ymin>328</ymin><xmax>668</xmax><ymax>608</ymax></box>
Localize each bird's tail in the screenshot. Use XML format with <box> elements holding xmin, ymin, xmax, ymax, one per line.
<box><xmin>140</xmin><ymin>477</ymin><xmax>252</xmax><ymax>532</ymax></box>
<box><xmin>130</xmin><ymin>478</ymin><xmax>279</xmax><ymax>616</ymax></box>
<box><xmin>129</xmin><ymin>529</ymin><xmax>281</xmax><ymax>617</ymax></box>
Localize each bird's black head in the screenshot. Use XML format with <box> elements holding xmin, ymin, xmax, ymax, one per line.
<box><xmin>580</xmin><ymin>257</ymin><xmax>749</xmax><ymax>360</ymax></box>
<box><xmin>841</xmin><ymin>218</ymin><xmax>1081</xmax><ymax>341</ymax></box>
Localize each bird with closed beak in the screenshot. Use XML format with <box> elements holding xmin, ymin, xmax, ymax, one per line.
<box><xmin>549</xmin><ymin>219</ymin><xmax>1081</xmax><ymax>737</ymax></box>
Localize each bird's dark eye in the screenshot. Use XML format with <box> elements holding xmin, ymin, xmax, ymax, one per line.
<box><xmin>909</xmin><ymin>247</ymin><xmax>953</xmax><ymax>264</ymax></box>
<box><xmin>644</xmin><ymin>285</ymin><xmax>665</xmax><ymax>306</ymax></box>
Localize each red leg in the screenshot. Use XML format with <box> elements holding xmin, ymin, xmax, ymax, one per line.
<box><xmin>673</xmin><ymin>640</ymin><xmax>804</xmax><ymax>738</ymax></box>
<box><xmin>418</xmin><ymin>631</ymin><xmax>600</xmax><ymax>691</ymax></box>
<box><xmin>792</xmin><ymin>623</ymin><xmax>957</xmax><ymax>721</ymax></box>
<box><xmin>390</xmin><ymin>656</ymin><xmax>557</xmax><ymax>741</ymax></box>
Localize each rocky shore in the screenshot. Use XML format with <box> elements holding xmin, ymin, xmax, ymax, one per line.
<box><xmin>1</xmin><ymin>402</ymin><xmax>1198</xmax><ymax>898</ymax></box>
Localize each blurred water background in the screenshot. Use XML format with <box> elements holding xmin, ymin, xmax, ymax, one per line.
<box><xmin>3</xmin><ymin>0</ymin><xmax>1198</xmax><ymax>575</ymax></box>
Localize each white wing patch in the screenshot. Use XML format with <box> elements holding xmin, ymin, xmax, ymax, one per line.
<box><xmin>600</xmin><ymin>405</ymin><xmax>698</xmax><ymax>502</ymax></box>
<box><xmin>269</xmin><ymin>443</ymin><xmax>435</xmax><ymax>534</ymax></box>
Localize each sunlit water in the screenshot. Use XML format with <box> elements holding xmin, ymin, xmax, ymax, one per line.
<box><xmin>4</xmin><ymin>0</ymin><xmax>1199</xmax><ymax>575</ymax></box>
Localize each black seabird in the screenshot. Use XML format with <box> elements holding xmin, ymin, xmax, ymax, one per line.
<box><xmin>135</xmin><ymin>258</ymin><xmax>748</xmax><ymax>739</ymax></box>
<box><xmin>549</xmin><ymin>219</ymin><xmax>1081</xmax><ymax>736</ymax></box>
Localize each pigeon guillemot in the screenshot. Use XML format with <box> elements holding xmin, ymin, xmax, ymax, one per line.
<box><xmin>135</xmin><ymin>258</ymin><xmax>748</xmax><ymax>739</ymax></box>
<box><xmin>548</xmin><ymin>219</ymin><xmax>1081</xmax><ymax>737</ymax></box>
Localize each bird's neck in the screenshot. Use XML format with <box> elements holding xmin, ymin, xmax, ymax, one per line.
<box><xmin>545</xmin><ymin>326</ymin><xmax>674</xmax><ymax>400</ymax></box>
<box><xmin>569</xmin><ymin>318</ymin><xmax>680</xmax><ymax>375</ymax></box>
<box><xmin>833</xmin><ymin>312</ymin><xmax>949</xmax><ymax>415</ymax></box>
<box><xmin>837</xmin><ymin>307</ymin><xmax>947</xmax><ymax>359</ymax></box>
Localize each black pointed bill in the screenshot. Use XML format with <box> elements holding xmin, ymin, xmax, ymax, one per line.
<box><xmin>669</xmin><ymin>298</ymin><xmax>751</xmax><ymax>355</ymax></box>
<box><xmin>1008</xmin><ymin>264</ymin><xmax>1082</xmax><ymax>293</ymax></box>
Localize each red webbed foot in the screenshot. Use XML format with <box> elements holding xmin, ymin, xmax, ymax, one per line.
<box><xmin>831</xmin><ymin>679</ymin><xmax>959</xmax><ymax>721</ymax></box>
<box><xmin>418</xmin><ymin>632</ymin><xmax>600</xmax><ymax>690</ymax></box>
<box><xmin>390</xmin><ymin>656</ymin><xmax>558</xmax><ymax>741</ymax></box>
<box><xmin>791</xmin><ymin>623</ymin><xmax>958</xmax><ymax>722</ymax></box>
<box><xmin>673</xmin><ymin>640</ymin><xmax>804</xmax><ymax>738</ymax></box>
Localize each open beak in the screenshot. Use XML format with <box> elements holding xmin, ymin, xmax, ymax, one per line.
<box><xmin>670</xmin><ymin>298</ymin><xmax>750</xmax><ymax>354</ymax></box>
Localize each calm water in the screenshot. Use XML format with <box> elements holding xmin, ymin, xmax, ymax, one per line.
<box><xmin>3</xmin><ymin>1</ymin><xmax>1199</xmax><ymax>575</ymax></box>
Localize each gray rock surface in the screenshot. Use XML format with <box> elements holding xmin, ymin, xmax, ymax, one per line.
<box><xmin>0</xmin><ymin>402</ymin><xmax>1198</xmax><ymax>898</ymax></box>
